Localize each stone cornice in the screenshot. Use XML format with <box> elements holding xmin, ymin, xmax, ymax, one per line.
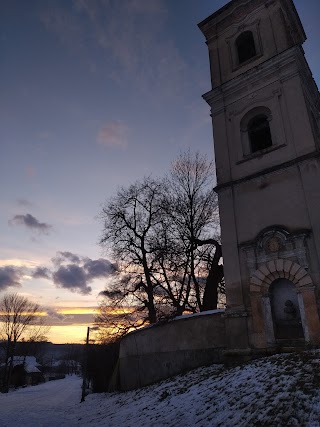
<box><xmin>203</xmin><ymin>46</ymin><xmax>302</xmax><ymax>114</ymax></box>
<box><xmin>198</xmin><ymin>0</ymin><xmax>306</xmax><ymax>45</ymax></box>
<box><xmin>199</xmin><ymin>0</ymin><xmax>268</xmax><ymax>41</ymax></box>
<box><xmin>214</xmin><ymin>150</ymin><xmax>320</xmax><ymax>192</ymax></box>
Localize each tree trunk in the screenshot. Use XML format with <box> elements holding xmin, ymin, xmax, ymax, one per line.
<box><xmin>195</xmin><ymin>239</ymin><xmax>224</xmax><ymax>311</ymax></box>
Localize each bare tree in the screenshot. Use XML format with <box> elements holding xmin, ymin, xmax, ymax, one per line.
<box><xmin>99</xmin><ymin>177</ymin><xmax>166</xmax><ymax>327</ymax></box>
<box><xmin>18</xmin><ymin>317</ymin><xmax>50</xmax><ymax>362</ymax></box>
<box><xmin>0</xmin><ymin>293</ymin><xmax>49</xmax><ymax>392</ymax></box>
<box><xmin>94</xmin><ymin>301</ymin><xmax>141</xmax><ymax>343</ymax></box>
<box><xmin>164</xmin><ymin>151</ymin><xmax>222</xmax><ymax>312</ymax></box>
<box><xmin>96</xmin><ymin>152</ymin><xmax>224</xmax><ymax>341</ymax></box>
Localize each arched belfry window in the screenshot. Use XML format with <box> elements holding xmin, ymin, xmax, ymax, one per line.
<box><xmin>240</xmin><ymin>107</ymin><xmax>274</xmax><ymax>156</ymax></box>
<box><xmin>236</xmin><ymin>31</ymin><xmax>256</xmax><ymax>64</ymax></box>
<box><xmin>248</xmin><ymin>114</ymin><xmax>272</xmax><ymax>153</ymax></box>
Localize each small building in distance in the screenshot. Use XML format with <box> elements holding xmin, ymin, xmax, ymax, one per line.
<box><xmin>8</xmin><ymin>356</ymin><xmax>44</xmax><ymax>387</ymax></box>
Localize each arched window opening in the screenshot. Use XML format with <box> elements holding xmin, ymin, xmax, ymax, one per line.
<box><xmin>236</xmin><ymin>31</ymin><xmax>256</xmax><ymax>64</ymax></box>
<box><xmin>248</xmin><ymin>115</ymin><xmax>272</xmax><ymax>153</ymax></box>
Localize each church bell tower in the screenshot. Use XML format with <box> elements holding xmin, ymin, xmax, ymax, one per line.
<box><xmin>199</xmin><ymin>0</ymin><xmax>320</xmax><ymax>351</ymax></box>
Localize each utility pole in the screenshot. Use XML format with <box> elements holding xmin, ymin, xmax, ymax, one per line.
<box><xmin>80</xmin><ymin>327</ymin><xmax>90</xmax><ymax>403</ymax></box>
<box><xmin>80</xmin><ymin>326</ymin><xmax>99</xmax><ymax>403</ymax></box>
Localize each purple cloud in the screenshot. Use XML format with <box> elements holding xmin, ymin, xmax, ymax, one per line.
<box><xmin>84</xmin><ymin>258</ymin><xmax>117</xmax><ymax>280</ymax></box>
<box><xmin>9</xmin><ymin>213</ymin><xmax>52</xmax><ymax>235</ymax></box>
<box><xmin>16</xmin><ymin>199</ymin><xmax>33</xmax><ymax>207</ymax></box>
<box><xmin>32</xmin><ymin>267</ymin><xmax>51</xmax><ymax>280</ymax></box>
<box><xmin>53</xmin><ymin>264</ymin><xmax>92</xmax><ymax>295</ymax></box>
<box><xmin>0</xmin><ymin>266</ymin><xmax>23</xmax><ymax>291</ymax></box>
<box><xmin>45</xmin><ymin>307</ymin><xmax>67</xmax><ymax>322</ymax></box>
<box><xmin>97</xmin><ymin>121</ymin><xmax>128</xmax><ymax>148</ymax></box>
<box><xmin>50</xmin><ymin>251</ymin><xmax>116</xmax><ymax>295</ymax></box>
<box><xmin>52</xmin><ymin>251</ymin><xmax>82</xmax><ymax>266</ymax></box>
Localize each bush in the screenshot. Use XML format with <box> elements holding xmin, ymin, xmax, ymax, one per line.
<box><xmin>86</xmin><ymin>341</ymin><xmax>120</xmax><ymax>393</ymax></box>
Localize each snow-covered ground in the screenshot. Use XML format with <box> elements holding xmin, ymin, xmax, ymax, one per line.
<box><xmin>0</xmin><ymin>375</ymin><xmax>82</xmax><ymax>427</ymax></box>
<box><xmin>1</xmin><ymin>351</ymin><xmax>320</xmax><ymax>426</ymax></box>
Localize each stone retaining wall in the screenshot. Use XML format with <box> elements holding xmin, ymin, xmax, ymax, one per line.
<box><xmin>118</xmin><ymin>310</ymin><xmax>226</xmax><ymax>390</ymax></box>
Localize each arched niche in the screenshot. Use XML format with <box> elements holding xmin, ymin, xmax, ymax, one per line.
<box><xmin>269</xmin><ymin>278</ymin><xmax>304</xmax><ymax>340</ymax></box>
<box><xmin>250</xmin><ymin>259</ymin><xmax>320</xmax><ymax>347</ymax></box>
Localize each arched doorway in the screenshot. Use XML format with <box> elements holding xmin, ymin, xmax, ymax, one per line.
<box><xmin>269</xmin><ymin>279</ymin><xmax>304</xmax><ymax>340</ymax></box>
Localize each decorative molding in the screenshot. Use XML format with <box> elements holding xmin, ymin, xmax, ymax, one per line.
<box><xmin>203</xmin><ymin>46</ymin><xmax>300</xmax><ymax>111</ymax></box>
<box><xmin>243</xmin><ymin>227</ymin><xmax>310</xmax><ymax>275</ymax></box>
<box><xmin>235</xmin><ymin>144</ymin><xmax>286</xmax><ymax>165</ymax></box>
<box><xmin>230</xmin><ymin>96</ymin><xmax>279</xmax><ymax>120</ymax></box>
<box><xmin>225</xmin><ymin>19</ymin><xmax>261</xmax><ymax>41</ymax></box>
<box><xmin>250</xmin><ymin>259</ymin><xmax>314</xmax><ymax>294</ymax></box>
<box><xmin>216</xmin><ymin>0</ymin><xmax>265</xmax><ymax>35</ymax></box>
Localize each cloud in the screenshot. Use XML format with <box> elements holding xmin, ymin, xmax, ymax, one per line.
<box><xmin>98</xmin><ymin>289</ymin><xmax>123</xmax><ymax>299</ymax></box>
<box><xmin>84</xmin><ymin>258</ymin><xmax>117</xmax><ymax>280</ymax></box>
<box><xmin>43</xmin><ymin>308</ymin><xmax>97</xmax><ymax>327</ymax></box>
<box><xmin>50</xmin><ymin>251</ymin><xmax>116</xmax><ymax>295</ymax></box>
<box><xmin>32</xmin><ymin>267</ymin><xmax>51</xmax><ymax>280</ymax></box>
<box><xmin>53</xmin><ymin>264</ymin><xmax>92</xmax><ymax>295</ymax></box>
<box><xmin>1</xmin><ymin>251</ymin><xmax>116</xmax><ymax>296</ymax></box>
<box><xmin>16</xmin><ymin>199</ymin><xmax>33</xmax><ymax>208</ymax></box>
<box><xmin>52</xmin><ymin>251</ymin><xmax>82</xmax><ymax>266</ymax></box>
<box><xmin>45</xmin><ymin>306</ymin><xmax>67</xmax><ymax>322</ymax></box>
<box><xmin>0</xmin><ymin>266</ymin><xmax>24</xmax><ymax>291</ymax></box>
<box><xmin>9</xmin><ymin>213</ymin><xmax>52</xmax><ymax>235</ymax></box>
<box><xmin>97</xmin><ymin>121</ymin><xmax>128</xmax><ymax>148</ymax></box>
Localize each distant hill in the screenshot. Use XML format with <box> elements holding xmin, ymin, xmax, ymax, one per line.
<box><xmin>0</xmin><ymin>341</ymin><xmax>84</xmax><ymax>364</ymax></box>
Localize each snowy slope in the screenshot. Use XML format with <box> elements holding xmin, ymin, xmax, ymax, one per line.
<box><xmin>1</xmin><ymin>351</ymin><xmax>320</xmax><ymax>426</ymax></box>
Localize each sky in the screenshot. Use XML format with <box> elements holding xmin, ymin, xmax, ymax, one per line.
<box><xmin>1</xmin><ymin>0</ymin><xmax>320</xmax><ymax>344</ymax></box>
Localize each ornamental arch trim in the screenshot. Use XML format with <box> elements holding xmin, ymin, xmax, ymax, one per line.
<box><xmin>250</xmin><ymin>259</ymin><xmax>313</xmax><ymax>294</ymax></box>
<box><xmin>240</xmin><ymin>106</ymin><xmax>272</xmax><ymax>133</ymax></box>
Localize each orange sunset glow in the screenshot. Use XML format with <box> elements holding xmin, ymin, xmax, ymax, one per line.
<box><xmin>50</xmin><ymin>306</ymin><xmax>135</xmax><ymax>343</ymax></box>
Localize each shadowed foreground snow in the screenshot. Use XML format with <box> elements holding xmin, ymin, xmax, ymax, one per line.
<box><xmin>2</xmin><ymin>352</ymin><xmax>320</xmax><ymax>426</ymax></box>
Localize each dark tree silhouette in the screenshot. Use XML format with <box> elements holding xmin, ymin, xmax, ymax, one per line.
<box><xmin>0</xmin><ymin>293</ymin><xmax>49</xmax><ymax>392</ymax></box>
<box><xmin>97</xmin><ymin>152</ymin><xmax>224</xmax><ymax>341</ymax></box>
<box><xmin>194</xmin><ymin>238</ymin><xmax>224</xmax><ymax>311</ymax></box>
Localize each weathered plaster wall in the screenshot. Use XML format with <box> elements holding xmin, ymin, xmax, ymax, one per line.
<box><xmin>118</xmin><ymin>311</ymin><xmax>226</xmax><ymax>390</ymax></box>
<box><xmin>199</xmin><ymin>0</ymin><xmax>320</xmax><ymax>352</ymax></box>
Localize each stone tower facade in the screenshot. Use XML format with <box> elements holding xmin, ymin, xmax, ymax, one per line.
<box><xmin>199</xmin><ymin>0</ymin><xmax>320</xmax><ymax>351</ymax></box>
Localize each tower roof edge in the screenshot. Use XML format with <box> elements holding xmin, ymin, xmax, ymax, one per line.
<box><xmin>198</xmin><ymin>0</ymin><xmax>306</xmax><ymax>45</ymax></box>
